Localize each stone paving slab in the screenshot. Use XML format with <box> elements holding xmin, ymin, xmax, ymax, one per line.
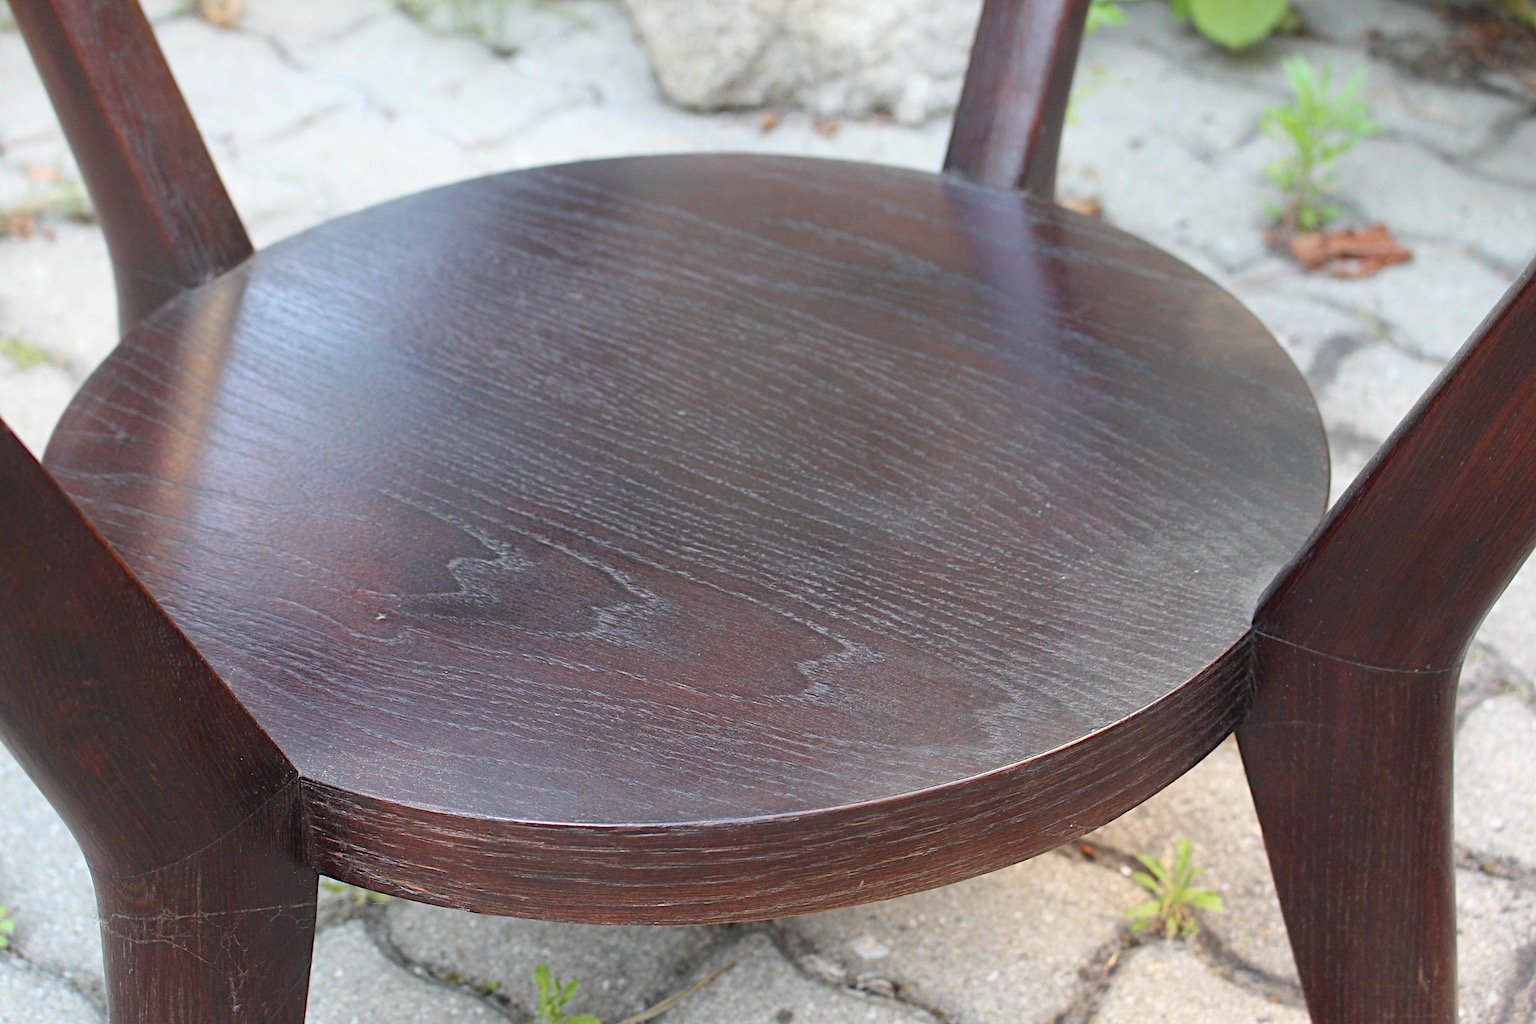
<box><xmin>383</xmin><ymin>903</ymin><xmax>717</xmax><ymax>1021</ymax></box>
<box><xmin>662</xmin><ymin>933</ymin><xmax>938</xmax><ymax>1024</ymax></box>
<box><xmin>307</xmin><ymin>922</ymin><xmax>506</xmax><ymax>1024</ymax></box>
<box><xmin>1091</xmin><ymin>944</ymin><xmax>1306</xmax><ymax>1024</ymax></box>
<box><xmin>1456</xmin><ymin>694</ymin><xmax>1536</xmax><ymax>872</ymax></box>
<box><xmin>782</xmin><ymin>852</ymin><xmax>1132</xmax><ymax>1023</ymax></box>
<box><xmin>0</xmin><ymin>955</ymin><xmax>101</xmax><ymax>1024</ymax></box>
<box><xmin>0</xmin><ymin>2</ymin><xmax>1534</xmax><ymax>1022</ymax></box>
<box><xmin>0</xmin><ymin>749</ymin><xmax>102</xmax><ymax>1005</ymax></box>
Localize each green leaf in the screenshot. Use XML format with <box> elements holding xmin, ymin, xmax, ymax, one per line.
<box><xmin>0</xmin><ymin>335</ymin><xmax>54</xmax><ymax>372</ymax></box>
<box><xmin>1189</xmin><ymin>0</ymin><xmax>1289</xmax><ymax>50</ymax></box>
<box><xmin>1134</xmin><ymin>853</ymin><xmax>1171</xmax><ymax>883</ymax></box>
<box><xmin>1173</xmin><ymin>838</ymin><xmax>1194</xmax><ymax>876</ymax></box>
<box><xmin>1169</xmin><ymin>0</ymin><xmax>1193</xmax><ymax>20</ymax></box>
<box><xmin>566</xmin><ymin>1017</ymin><xmax>602</xmax><ymax>1024</ymax></box>
<box><xmin>1184</xmin><ymin>890</ymin><xmax>1226</xmax><ymax>912</ymax></box>
<box><xmin>1087</xmin><ymin>0</ymin><xmax>1129</xmax><ymax>32</ymax></box>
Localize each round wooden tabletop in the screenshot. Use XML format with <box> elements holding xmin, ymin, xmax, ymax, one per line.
<box><xmin>46</xmin><ymin>154</ymin><xmax>1327</xmax><ymax>920</ymax></box>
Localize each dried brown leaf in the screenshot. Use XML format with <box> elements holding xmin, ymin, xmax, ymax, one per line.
<box><xmin>1288</xmin><ymin>222</ymin><xmax>1413</xmax><ymax>278</ymax></box>
<box><xmin>1060</xmin><ymin>195</ymin><xmax>1104</xmax><ymax>218</ymax></box>
<box><xmin>198</xmin><ymin>0</ymin><xmax>243</xmax><ymax>29</ymax></box>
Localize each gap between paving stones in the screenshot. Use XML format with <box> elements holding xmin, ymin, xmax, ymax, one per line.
<box><xmin>0</xmin><ymin>942</ymin><xmax>104</xmax><ymax>1019</ymax></box>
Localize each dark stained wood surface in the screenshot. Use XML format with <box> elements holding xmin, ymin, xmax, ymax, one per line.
<box><xmin>0</xmin><ymin>420</ymin><xmax>295</xmax><ymax>879</ymax></box>
<box><xmin>945</xmin><ymin>0</ymin><xmax>1091</xmax><ymax>196</ymax></box>
<box><xmin>94</xmin><ymin>791</ymin><xmax>317</xmax><ymax>1024</ymax></box>
<box><xmin>1241</xmin><ymin>637</ymin><xmax>1458</xmax><ymax>1024</ymax></box>
<box><xmin>10</xmin><ymin>0</ymin><xmax>251</xmax><ymax>329</ymax></box>
<box><xmin>45</xmin><ymin>153</ymin><xmax>1327</xmax><ymax>918</ymax></box>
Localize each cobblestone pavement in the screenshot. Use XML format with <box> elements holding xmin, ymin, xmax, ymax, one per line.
<box><xmin>1</xmin><ymin>2</ymin><xmax>1534</xmax><ymax>1021</ymax></box>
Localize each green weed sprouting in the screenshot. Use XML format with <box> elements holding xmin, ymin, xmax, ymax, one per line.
<box><xmin>1126</xmin><ymin>838</ymin><xmax>1226</xmax><ymax>939</ymax></box>
<box><xmin>1262</xmin><ymin>58</ymin><xmax>1378</xmax><ymax>232</ymax></box>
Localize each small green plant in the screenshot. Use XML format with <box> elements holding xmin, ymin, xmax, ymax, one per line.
<box><xmin>528</xmin><ymin>964</ymin><xmax>600</xmax><ymax>1024</ymax></box>
<box><xmin>1498</xmin><ymin>0</ymin><xmax>1536</xmax><ymax>31</ymax></box>
<box><xmin>397</xmin><ymin>0</ymin><xmax>589</xmax><ymax>54</ymax></box>
<box><xmin>516</xmin><ymin>959</ymin><xmax>735</xmax><ymax>1024</ymax></box>
<box><xmin>1169</xmin><ymin>0</ymin><xmax>1296</xmax><ymax>50</ymax></box>
<box><xmin>319</xmin><ymin>881</ymin><xmax>390</xmax><ymax>906</ymax></box>
<box><xmin>1261</xmin><ymin>58</ymin><xmax>1378</xmax><ymax>232</ymax></box>
<box><xmin>0</xmin><ymin>905</ymin><xmax>14</xmax><ymax>950</ymax></box>
<box><xmin>399</xmin><ymin>0</ymin><xmax>508</xmax><ymax>34</ymax></box>
<box><xmin>1087</xmin><ymin>0</ymin><xmax>1129</xmax><ymax>33</ymax></box>
<box><xmin>1126</xmin><ymin>838</ymin><xmax>1225</xmax><ymax>939</ymax></box>
<box><xmin>0</xmin><ymin>335</ymin><xmax>57</xmax><ymax>372</ymax></box>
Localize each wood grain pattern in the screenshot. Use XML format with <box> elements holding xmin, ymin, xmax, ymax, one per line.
<box><xmin>0</xmin><ymin>420</ymin><xmax>294</xmax><ymax>878</ymax></box>
<box><xmin>945</xmin><ymin>0</ymin><xmax>1092</xmax><ymax>196</ymax></box>
<box><xmin>0</xmin><ymin>420</ymin><xmax>314</xmax><ymax>1020</ymax></box>
<box><xmin>45</xmin><ymin>154</ymin><xmax>1328</xmax><ymax>919</ymax></box>
<box><xmin>307</xmin><ymin>648</ymin><xmax>1251</xmax><ymax>923</ymax></box>
<box><xmin>10</xmin><ymin>0</ymin><xmax>251</xmax><ymax>329</ymax></box>
<box><xmin>1240</xmin><ymin>636</ymin><xmax>1456</xmax><ymax>1024</ymax></box>
<box><xmin>94</xmin><ymin>791</ymin><xmax>317</xmax><ymax>1024</ymax></box>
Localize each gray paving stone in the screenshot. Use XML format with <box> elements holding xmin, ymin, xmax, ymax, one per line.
<box><xmin>1456</xmin><ymin>694</ymin><xmax>1536</xmax><ymax>871</ymax></box>
<box><xmin>0</xmin><ymin>750</ymin><xmax>103</xmax><ymax>1003</ymax></box>
<box><xmin>236</xmin><ymin>0</ymin><xmax>389</xmax><ymax>41</ymax></box>
<box><xmin>782</xmin><ymin>851</ymin><xmax>1132</xmax><ymax>1024</ymax></box>
<box><xmin>387</xmin><ymin>59</ymin><xmax>596</xmax><ymax>149</ymax></box>
<box><xmin>308</xmin><ymin>921</ymin><xmax>503</xmax><ymax>1024</ymax></box>
<box><xmin>0</xmin><ymin>360</ymin><xmax>75</xmax><ymax>455</ymax></box>
<box><xmin>1367</xmin><ymin>76</ymin><xmax>1532</xmax><ymax>161</ymax></box>
<box><xmin>1086</xmin><ymin>739</ymin><xmax>1299</xmax><ymax>990</ymax></box>
<box><xmin>663</xmin><ymin>932</ymin><xmax>938</xmax><ymax>1024</ymax></box>
<box><xmin>251</xmin><ymin>107</ymin><xmax>488</xmax><ymax>221</ymax></box>
<box><xmin>1276</xmin><ymin>246</ymin><xmax>1520</xmax><ymax>361</ymax></box>
<box><xmin>1093</xmin><ymin>943</ymin><xmax>1306</xmax><ymax>1024</ymax></box>
<box><xmin>383</xmin><ymin>900</ymin><xmax>717</xmax><ymax>1022</ymax></box>
<box><xmin>300</xmin><ymin>14</ymin><xmax>506</xmax><ymax>118</ymax></box>
<box><xmin>0</xmin><ymin>227</ymin><xmax>116</xmax><ymax>377</ymax></box>
<box><xmin>1303</xmin><ymin>0</ymin><xmax>1450</xmax><ymax>43</ymax></box>
<box><xmin>0</xmin><ymin>32</ymin><xmax>60</xmax><ymax>148</ymax></box>
<box><xmin>1315</xmin><ymin>339</ymin><xmax>1442</xmax><ymax>446</ymax></box>
<box><xmin>1060</xmin><ymin>43</ymin><xmax>1275</xmax><ymax>272</ymax></box>
<box><xmin>0</xmin><ymin>955</ymin><xmax>101</xmax><ymax>1024</ymax></box>
<box><xmin>1479</xmin><ymin>562</ymin><xmax>1536</xmax><ymax>688</ymax></box>
<box><xmin>1480</xmin><ymin>116</ymin><xmax>1536</xmax><ymax>190</ymax></box>
<box><xmin>1336</xmin><ymin>136</ymin><xmax>1536</xmax><ymax>271</ymax></box>
<box><xmin>1236</xmin><ymin>283</ymin><xmax>1382</xmax><ymax>383</ymax></box>
<box><xmin>1080</xmin><ymin>32</ymin><xmax>1275</xmax><ymax>158</ymax></box>
<box><xmin>156</xmin><ymin>20</ymin><xmax>358</xmax><ymax>146</ymax></box>
<box><xmin>1458</xmin><ymin>869</ymin><xmax>1536</xmax><ymax>1024</ymax></box>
